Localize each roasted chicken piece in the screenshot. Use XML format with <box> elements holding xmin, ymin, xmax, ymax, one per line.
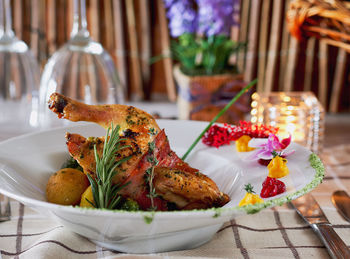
<box><xmin>49</xmin><ymin>92</ymin><xmax>160</xmax><ymax>155</ymax></box>
<box><xmin>49</xmin><ymin>92</ymin><xmax>230</xmax><ymax>210</ymax></box>
<box><xmin>65</xmin><ymin>133</ymin><xmax>143</xmax><ymax>184</ymax></box>
<box><xmin>153</xmin><ymin>167</ymin><xmax>229</xmax><ymax>210</ymax></box>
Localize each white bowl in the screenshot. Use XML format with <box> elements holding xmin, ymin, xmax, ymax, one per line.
<box><xmin>0</xmin><ymin>120</ymin><xmax>324</xmax><ymax>253</ymax></box>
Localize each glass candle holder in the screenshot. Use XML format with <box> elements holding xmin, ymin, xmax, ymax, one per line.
<box><xmin>250</xmin><ymin>91</ymin><xmax>325</xmax><ymax>154</ymax></box>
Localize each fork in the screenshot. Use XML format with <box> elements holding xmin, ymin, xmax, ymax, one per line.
<box><xmin>0</xmin><ymin>193</ymin><xmax>11</xmax><ymax>222</ymax></box>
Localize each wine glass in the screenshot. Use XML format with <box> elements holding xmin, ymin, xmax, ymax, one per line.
<box><xmin>39</xmin><ymin>0</ymin><xmax>125</xmax><ymax>128</ymax></box>
<box><xmin>0</xmin><ymin>0</ymin><xmax>40</xmax><ymax>135</ymax></box>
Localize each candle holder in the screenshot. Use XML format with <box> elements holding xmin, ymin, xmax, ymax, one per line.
<box><xmin>250</xmin><ymin>91</ymin><xmax>325</xmax><ymax>154</ymax></box>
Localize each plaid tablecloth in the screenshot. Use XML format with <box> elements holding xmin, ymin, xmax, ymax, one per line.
<box><xmin>1</xmin><ymin>144</ymin><xmax>350</xmax><ymax>259</ymax></box>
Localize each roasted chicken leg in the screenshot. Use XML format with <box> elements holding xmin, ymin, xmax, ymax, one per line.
<box><xmin>49</xmin><ymin>92</ymin><xmax>230</xmax><ymax>210</ymax></box>
<box><xmin>49</xmin><ymin>92</ymin><xmax>160</xmax><ymax>155</ymax></box>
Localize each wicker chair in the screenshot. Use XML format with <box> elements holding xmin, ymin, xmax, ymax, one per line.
<box><xmin>287</xmin><ymin>0</ymin><xmax>350</xmax><ymax>51</ymax></box>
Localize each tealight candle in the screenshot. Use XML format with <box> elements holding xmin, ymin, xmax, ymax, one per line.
<box><xmin>250</xmin><ymin>92</ymin><xmax>325</xmax><ymax>154</ymax></box>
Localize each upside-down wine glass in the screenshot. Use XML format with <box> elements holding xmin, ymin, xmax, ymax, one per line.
<box><xmin>39</xmin><ymin>0</ymin><xmax>125</xmax><ymax>128</ymax></box>
<box><xmin>0</xmin><ymin>0</ymin><xmax>40</xmax><ymax>137</ymax></box>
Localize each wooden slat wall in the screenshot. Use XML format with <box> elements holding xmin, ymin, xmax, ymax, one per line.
<box><xmin>263</xmin><ymin>0</ymin><xmax>284</xmax><ymax>93</ymax></box>
<box><xmin>256</xmin><ymin>0</ymin><xmax>271</xmax><ymax>93</ymax></box>
<box><xmin>303</xmin><ymin>38</ymin><xmax>316</xmax><ymax>92</ymax></box>
<box><xmin>8</xmin><ymin>0</ymin><xmax>350</xmax><ymax>111</ymax></box>
<box><xmin>45</xmin><ymin>0</ymin><xmax>56</xmax><ymax>57</ymax></box>
<box><xmin>87</xmin><ymin>0</ymin><xmax>99</xmax><ymax>41</ymax></box>
<box><xmin>136</xmin><ymin>0</ymin><xmax>152</xmax><ymax>99</ymax></box>
<box><xmin>278</xmin><ymin>0</ymin><xmax>291</xmax><ymax>91</ymax></box>
<box><xmin>112</xmin><ymin>0</ymin><xmax>127</xmax><ymax>91</ymax></box>
<box><xmin>237</xmin><ymin>0</ymin><xmax>250</xmax><ymax>73</ymax></box>
<box><xmin>65</xmin><ymin>0</ymin><xmax>73</xmax><ymax>40</ymax></box>
<box><xmin>318</xmin><ymin>41</ymin><xmax>329</xmax><ymax>108</ymax></box>
<box><xmin>240</xmin><ymin>0</ymin><xmax>350</xmax><ymax>112</ymax></box>
<box><xmin>155</xmin><ymin>0</ymin><xmax>176</xmax><ymax>101</ymax></box>
<box><xmin>330</xmin><ymin>49</ymin><xmax>347</xmax><ymax>113</ymax></box>
<box><xmin>244</xmin><ymin>0</ymin><xmax>261</xmax><ymax>82</ymax></box>
<box><xmin>12</xmin><ymin>0</ymin><xmax>22</xmax><ymax>39</ymax></box>
<box><xmin>125</xmin><ymin>0</ymin><xmax>144</xmax><ymax>100</ymax></box>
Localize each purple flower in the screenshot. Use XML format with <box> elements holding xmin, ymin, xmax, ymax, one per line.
<box><xmin>197</xmin><ymin>0</ymin><xmax>239</xmax><ymax>37</ymax></box>
<box><xmin>246</xmin><ymin>134</ymin><xmax>295</xmax><ymax>161</ymax></box>
<box><xmin>163</xmin><ymin>0</ymin><xmax>176</xmax><ymax>8</ymax></box>
<box><xmin>164</xmin><ymin>0</ymin><xmax>197</xmax><ymax>37</ymax></box>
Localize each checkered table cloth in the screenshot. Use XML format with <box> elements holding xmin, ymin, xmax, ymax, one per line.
<box><xmin>1</xmin><ymin>144</ymin><xmax>350</xmax><ymax>259</ymax></box>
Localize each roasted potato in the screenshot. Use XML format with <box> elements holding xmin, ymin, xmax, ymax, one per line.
<box><xmin>46</xmin><ymin>168</ymin><xmax>89</xmax><ymax>205</ymax></box>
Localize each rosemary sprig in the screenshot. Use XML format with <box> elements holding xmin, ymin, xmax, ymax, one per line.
<box><xmin>87</xmin><ymin>123</ymin><xmax>131</xmax><ymax>210</ymax></box>
<box><xmin>145</xmin><ymin>167</ymin><xmax>158</xmax><ymax>210</ymax></box>
<box><xmin>145</xmin><ymin>139</ymin><xmax>159</xmax><ymax>211</ymax></box>
<box><xmin>181</xmin><ymin>78</ymin><xmax>258</xmax><ymax>161</ymax></box>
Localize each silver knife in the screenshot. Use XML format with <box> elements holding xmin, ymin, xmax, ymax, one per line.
<box><xmin>291</xmin><ymin>193</ymin><xmax>350</xmax><ymax>259</ymax></box>
<box><xmin>332</xmin><ymin>190</ymin><xmax>350</xmax><ymax>222</ymax></box>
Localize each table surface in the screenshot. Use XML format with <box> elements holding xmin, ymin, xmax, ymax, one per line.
<box><xmin>0</xmin><ymin>109</ymin><xmax>350</xmax><ymax>259</ymax></box>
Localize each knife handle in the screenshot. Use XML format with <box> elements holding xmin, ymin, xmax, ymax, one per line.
<box><xmin>311</xmin><ymin>223</ymin><xmax>350</xmax><ymax>259</ymax></box>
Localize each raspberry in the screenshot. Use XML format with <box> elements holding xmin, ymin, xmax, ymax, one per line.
<box><xmin>202</xmin><ymin>125</ymin><xmax>231</xmax><ymax>148</ymax></box>
<box><xmin>258</xmin><ymin>159</ymin><xmax>271</xmax><ymax>166</ymax></box>
<box><xmin>226</xmin><ymin>121</ymin><xmax>279</xmax><ymax>141</ymax></box>
<box><xmin>260</xmin><ymin>177</ymin><xmax>286</xmax><ymax>198</ymax></box>
<box><xmin>202</xmin><ymin>121</ymin><xmax>279</xmax><ymax>148</ymax></box>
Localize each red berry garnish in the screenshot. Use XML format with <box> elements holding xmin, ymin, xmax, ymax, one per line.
<box><xmin>258</xmin><ymin>154</ymin><xmax>286</xmax><ymax>167</ymax></box>
<box><xmin>202</xmin><ymin>121</ymin><xmax>279</xmax><ymax>148</ymax></box>
<box><xmin>226</xmin><ymin>121</ymin><xmax>279</xmax><ymax>141</ymax></box>
<box><xmin>202</xmin><ymin>125</ymin><xmax>231</xmax><ymax>148</ymax></box>
<box><xmin>258</xmin><ymin>159</ymin><xmax>271</xmax><ymax>166</ymax></box>
<box><xmin>260</xmin><ymin>177</ymin><xmax>286</xmax><ymax>198</ymax></box>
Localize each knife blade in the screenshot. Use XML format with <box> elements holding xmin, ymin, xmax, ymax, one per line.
<box><xmin>332</xmin><ymin>190</ymin><xmax>350</xmax><ymax>222</ymax></box>
<box><xmin>291</xmin><ymin>193</ymin><xmax>350</xmax><ymax>259</ymax></box>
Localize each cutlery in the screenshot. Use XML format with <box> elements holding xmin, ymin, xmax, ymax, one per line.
<box><xmin>332</xmin><ymin>190</ymin><xmax>350</xmax><ymax>222</ymax></box>
<box><xmin>291</xmin><ymin>193</ymin><xmax>350</xmax><ymax>259</ymax></box>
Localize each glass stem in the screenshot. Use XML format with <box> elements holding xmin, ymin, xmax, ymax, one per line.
<box><xmin>0</xmin><ymin>0</ymin><xmax>14</xmax><ymax>39</ymax></box>
<box><xmin>0</xmin><ymin>0</ymin><xmax>3</xmax><ymax>37</ymax></box>
<box><xmin>70</xmin><ymin>0</ymin><xmax>89</xmax><ymax>39</ymax></box>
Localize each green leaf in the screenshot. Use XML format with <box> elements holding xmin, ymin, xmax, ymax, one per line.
<box><xmin>152</xmin><ymin>33</ymin><xmax>247</xmax><ymax>75</ymax></box>
<box><xmin>87</xmin><ymin>174</ymin><xmax>99</xmax><ymax>207</ymax></box>
<box><xmin>244</xmin><ymin>183</ymin><xmax>255</xmax><ymax>194</ymax></box>
<box><xmin>85</xmin><ymin>198</ymin><xmax>95</xmax><ymax>208</ymax></box>
<box><xmin>149</xmin><ymin>53</ymin><xmax>172</xmax><ymax>65</ymax></box>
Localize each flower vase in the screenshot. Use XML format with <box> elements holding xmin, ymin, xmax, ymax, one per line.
<box><xmin>173</xmin><ymin>65</ymin><xmax>250</xmax><ymax>124</ymax></box>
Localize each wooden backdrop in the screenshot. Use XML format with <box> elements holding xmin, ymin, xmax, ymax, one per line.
<box><xmin>9</xmin><ymin>0</ymin><xmax>350</xmax><ymax>112</ymax></box>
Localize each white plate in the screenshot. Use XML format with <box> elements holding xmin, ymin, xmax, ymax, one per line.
<box><xmin>0</xmin><ymin>120</ymin><xmax>324</xmax><ymax>253</ymax></box>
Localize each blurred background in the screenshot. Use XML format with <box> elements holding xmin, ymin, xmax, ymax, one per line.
<box><xmin>4</xmin><ymin>0</ymin><xmax>349</xmax><ymax>112</ymax></box>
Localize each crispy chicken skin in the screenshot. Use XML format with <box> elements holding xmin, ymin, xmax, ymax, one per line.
<box><xmin>49</xmin><ymin>92</ymin><xmax>230</xmax><ymax>210</ymax></box>
<box><xmin>49</xmin><ymin>92</ymin><xmax>160</xmax><ymax>155</ymax></box>
<box><xmin>153</xmin><ymin>167</ymin><xmax>229</xmax><ymax>210</ymax></box>
<box><xmin>65</xmin><ymin>133</ymin><xmax>142</xmax><ymax>184</ymax></box>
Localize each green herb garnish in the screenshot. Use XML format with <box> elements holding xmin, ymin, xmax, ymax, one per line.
<box><xmin>120</xmin><ymin>198</ymin><xmax>140</xmax><ymax>211</ymax></box>
<box><xmin>181</xmin><ymin>78</ymin><xmax>258</xmax><ymax>160</ymax></box>
<box><xmin>87</xmin><ymin>123</ymin><xmax>131</xmax><ymax>209</ymax></box>
<box><xmin>145</xmin><ymin>139</ymin><xmax>159</xmax><ymax>211</ymax></box>
<box><xmin>148</xmin><ymin>127</ymin><xmax>157</xmax><ymax>136</ymax></box>
<box><xmin>61</xmin><ymin>156</ymin><xmax>83</xmax><ymax>172</ymax></box>
<box><xmin>271</xmin><ymin>151</ymin><xmax>279</xmax><ymax>157</ymax></box>
<box><xmin>244</xmin><ymin>183</ymin><xmax>255</xmax><ymax>194</ymax></box>
<box><xmin>143</xmin><ymin>213</ymin><xmax>155</xmax><ymax>224</ymax></box>
<box><xmin>148</xmin><ymin>141</ymin><xmax>156</xmax><ymax>153</ymax></box>
<box><xmin>145</xmin><ymin>167</ymin><xmax>158</xmax><ymax>211</ymax></box>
